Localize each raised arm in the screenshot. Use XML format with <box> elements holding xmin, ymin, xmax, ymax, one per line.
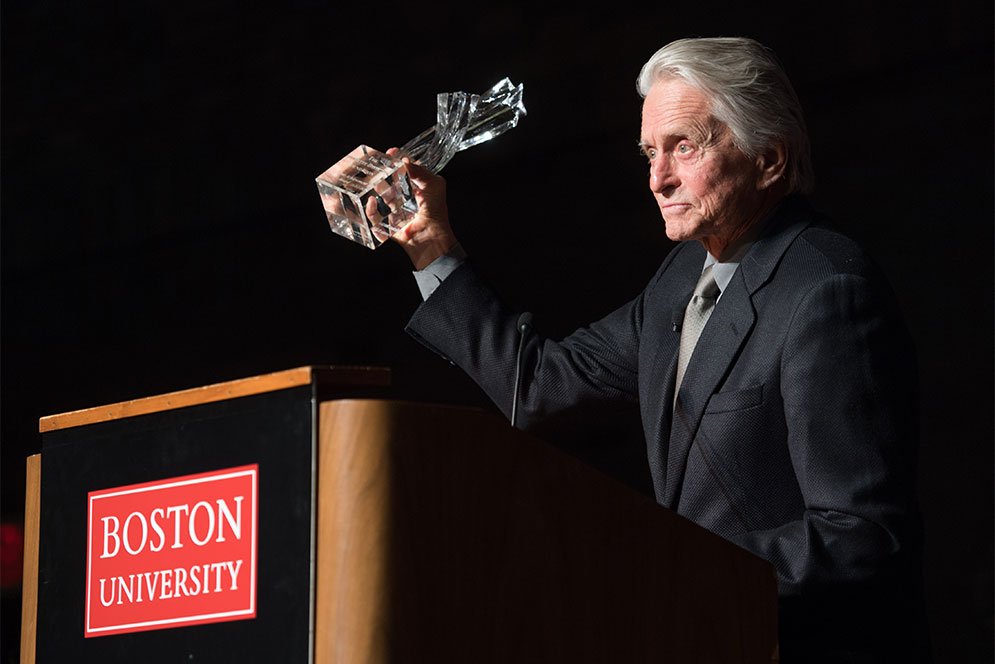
<box><xmin>390</xmin><ymin>155</ymin><xmax>459</xmax><ymax>270</ymax></box>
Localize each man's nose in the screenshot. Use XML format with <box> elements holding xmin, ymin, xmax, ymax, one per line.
<box><xmin>649</xmin><ymin>156</ymin><xmax>679</xmax><ymax>193</ymax></box>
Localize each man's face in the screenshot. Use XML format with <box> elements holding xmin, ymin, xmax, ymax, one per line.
<box><xmin>639</xmin><ymin>78</ymin><xmax>767</xmax><ymax>254</ymax></box>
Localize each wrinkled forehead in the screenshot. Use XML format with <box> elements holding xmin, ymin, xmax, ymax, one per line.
<box><xmin>640</xmin><ymin>78</ymin><xmax>719</xmax><ymax>136</ymax></box>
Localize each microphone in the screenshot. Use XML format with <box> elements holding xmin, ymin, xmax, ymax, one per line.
<box><xmin>511</xmin><ymin>312</ymin><xmax>534</xmax><ymax>429</ymax></box>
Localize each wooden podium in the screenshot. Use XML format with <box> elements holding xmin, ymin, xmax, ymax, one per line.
<box><xmin>22</xmin><ymin>366</ymin><xmax>778</xmax><ymax>663</ymax></box>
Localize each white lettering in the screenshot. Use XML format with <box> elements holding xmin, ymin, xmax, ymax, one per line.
<box><xmin>189</xmin><ymin>565</ymin><xmax>202</xmax><ymax>595</ymax></box>
<box><xmin>96</xmin><ymin>494</ymin><xmax>248</xmax><ymax>557</ymax></box>
<box><xmin>211</xmin><ymin>561</ymin><xmax>225</xmax><ymax>592</ymax></box>
<box><xmin>95</xmin><ymin>560</ymin><xmax>247</xmax><ymax>606</ymax></box>
<box><xmin>174</xmin><ymin>567</ymin><xmax>190</xmax><ymax>597</ymax></box>
<box><xmin>159</xmin><ymin>568</ymin><xmax>173</xmax><ymax>600</ymax></box>
<box><xmin>216</xmin><ymin>496</ymin><xmax>243</xmax><ymax>542</ymax></box>
<box><xmin>123</xmin><ymin>512</ymin><xmax>148</xmax><ymax>555</ymax></box>
<box><xmin>116</xmin><ymin>574</ymin><xmax>134</xmax><ymax>605</ymax></box>
<box><xmin>225</xmin><ymin>560</ymin><xmax>243</xmax><ymax>591</ymax></box>
<box><xmin>99</xmin><ymin>577</ymin><xmax>115</xmax><ymax>607</ymax></box>
<box><xmin>143</xmin><ymin>570</ymin><xmax>160</xmax><ymax>601</ymax></box>
<box><xmin>149</xmin><ymin>508</ymin><xmax>166</xmax><ymax>552</ymax></box>
<box><xmin>189</xmin><ymin>501</ymin><xmax>215</xmax><ymax>546</ymax></box>
<box><xmin>101</xmin><ymin>516</ymin><xmax>121</xmax><ymax>558</ymax></box>
<box><xmin>166</xmin><ymin>505</ymin><xmax>189</xmax><ymax>549</ymax></box>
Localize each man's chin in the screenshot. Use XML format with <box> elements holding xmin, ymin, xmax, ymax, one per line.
<box><xmin>664</xmin><ymin>223</ymin><xmax>697</xmax><ymax>243</ymax></box>
<box><xmin>661</xmin><ymin>211</ymin><xmax>700</xmax><ymax>242</ymax></box>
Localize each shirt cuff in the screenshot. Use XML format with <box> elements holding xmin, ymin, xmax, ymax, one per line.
<box><xmin>412</xmin><ymin>242</ymin><xmax>467</xmax><ymax>300</ymax></box>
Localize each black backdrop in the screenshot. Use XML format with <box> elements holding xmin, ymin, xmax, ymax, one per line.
<box><xmin>2</xmin><ymin>2</ymin><xmax>992</xmax><ymax>662</ymax></box>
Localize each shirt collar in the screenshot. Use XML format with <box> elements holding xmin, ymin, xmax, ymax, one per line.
<box><xmin>702</xmin><ymin>251</ymin><xmax>745</xmax><ymax>300</ymax></box>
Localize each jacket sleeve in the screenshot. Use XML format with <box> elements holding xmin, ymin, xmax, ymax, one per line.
<box><xmin>405</xmin><ymin>262</ymin><xmax>645</xmax><ymax>428</ymax></box>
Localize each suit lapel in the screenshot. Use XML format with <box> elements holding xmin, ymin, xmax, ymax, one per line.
<box><xmin>644</xmin><ymin>260</ymin><xmax>701</xmax><ymax>501</ymax></box>
<box><xmin>660</xmin><ymin>196</ymin><xmax>815</xmax><ymax>510</ymax></box>
<box><xmin>663</xmin><ymin>271</ymin><xmax>755</xmax><ymax>508</ymax></box>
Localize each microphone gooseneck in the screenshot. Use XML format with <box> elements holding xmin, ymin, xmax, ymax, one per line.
<box><xmin>511</xmin><ymin>312</ymin><xmax>534</xmax><ymax>429</ymax></box>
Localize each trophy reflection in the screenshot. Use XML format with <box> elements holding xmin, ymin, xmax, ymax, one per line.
<box><xmin>316</xmin><ymin>78</ymin><xmax>526</xmax><ymax>249</ymax></box>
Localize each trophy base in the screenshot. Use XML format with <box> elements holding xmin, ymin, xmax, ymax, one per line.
<box><xmin>315</xmin><ymin>146</ymin><xmax>418</xmax><ymax>249</ymax></box>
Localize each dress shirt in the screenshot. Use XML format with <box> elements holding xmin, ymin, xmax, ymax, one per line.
<box><xmin>413</xmin><ymin>243</ymin><xmax>467</xmax><ymax>300</ymax></box>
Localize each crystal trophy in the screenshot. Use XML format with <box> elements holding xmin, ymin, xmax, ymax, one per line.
<box><xmin>316</xmin><ymin>78</ymin><xmax>526</xmax><ymax>249</ymax></box>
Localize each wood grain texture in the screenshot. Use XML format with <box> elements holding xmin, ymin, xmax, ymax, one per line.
<box><xmin>313</xmin><ymin>399</ymin><xmax>777</xmax><ymax>663</ymax></box>
<box><xmin>38</xmin><ymin>365</ymin><xmax>389</xmax><ymax>432</ymax></box>
<box><xmin>315</xmin><ymin>400</ymin><xmax>394</xmax><ymax>664</ymax></box>
<box><xmin>20</xmin><ymin>454</ymin><xmax>40</xmax><ymax>664</ymax></box>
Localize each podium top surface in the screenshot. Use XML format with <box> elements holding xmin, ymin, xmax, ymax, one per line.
<box><xmin>38</xmin><ymin>365</ymin><xmax>390</xmax><ymax>433</ymax></box>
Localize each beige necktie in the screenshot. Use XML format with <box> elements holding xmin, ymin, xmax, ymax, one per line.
<box><xmin>674</xmin><ymin>265</ymin><xmax>721</xmax><ymax>404</ymax></box>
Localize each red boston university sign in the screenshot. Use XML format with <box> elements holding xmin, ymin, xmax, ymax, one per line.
<box><xmin>85</xmin><ymin>465</ymin><xmax>258</xmax><ymax>637</ymax></box>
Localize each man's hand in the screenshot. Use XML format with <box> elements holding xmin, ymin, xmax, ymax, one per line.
<box><xmin>388</xmin><ymin>149</ymin><xmax>459</xmax><ymax>270</ymax></box>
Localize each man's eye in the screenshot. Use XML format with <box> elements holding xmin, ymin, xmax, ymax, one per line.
<box><xmin>641</xmin><ymin>148</ymin><xmax>657</xmax><ymax>161</ymax></box>
<box><xmin>677</xmin><ymin>144</ymin><xmax>692</xmax><ymax>154</ymax></box>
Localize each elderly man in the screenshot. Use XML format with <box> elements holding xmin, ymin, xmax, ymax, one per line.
<box><xmin>394</xmin><ymin>38</ymin><xmax>928</xmax><ymax>661</ymax></box>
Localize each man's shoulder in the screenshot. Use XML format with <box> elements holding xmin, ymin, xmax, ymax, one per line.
<box><xmin>790</xmin><ymin>223</ymin><xmax>880</xmax><ymax>280</ymax></box>
<box><xmin>739</xmin><ymin>198</ymin><xmax>905</xmax><ymax>323</ymax></box>
<box><xmin>766</xmin><ymin>211</ymin><xmax>909</xmax><ymax>335</ymax></box>
<box><xmin>763</xmin><ymin>197</ymin><xmax>888</xmax><ymax>284</ymax></box>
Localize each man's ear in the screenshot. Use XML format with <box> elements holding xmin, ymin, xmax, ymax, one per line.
<box><xmin>756</xmin><ymin>141</ymin><xmax>788</xmax><ymax>190</ymax></box>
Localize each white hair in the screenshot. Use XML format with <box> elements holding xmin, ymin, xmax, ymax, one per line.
<box><xmin>637</xmin><ymin>37</ymin><xmax>814</xmax><ymax>194</ymax></box>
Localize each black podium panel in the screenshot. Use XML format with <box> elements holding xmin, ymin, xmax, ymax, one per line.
<box><xmin>38</xmin><ymin>386</ymin><xmax>314</xmax><ymax>662</ymax></box>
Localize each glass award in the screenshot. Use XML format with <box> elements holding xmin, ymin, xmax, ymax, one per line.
<box><xmin>316</xmin><ymin>78</ymin><xmax>526</xmax><ymax>249</ymax></box>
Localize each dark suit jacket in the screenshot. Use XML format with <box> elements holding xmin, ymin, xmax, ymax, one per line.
<box><xmin>406</xmin><ymin>196</ymin><xmax>928</xmax><ymax>660</ymax></box>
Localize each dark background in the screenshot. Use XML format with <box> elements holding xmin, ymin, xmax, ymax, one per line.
<box><xmin>2</xmin><ymin>1</ymin><xmax>991</xmax><ymax>662</ymax></box>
